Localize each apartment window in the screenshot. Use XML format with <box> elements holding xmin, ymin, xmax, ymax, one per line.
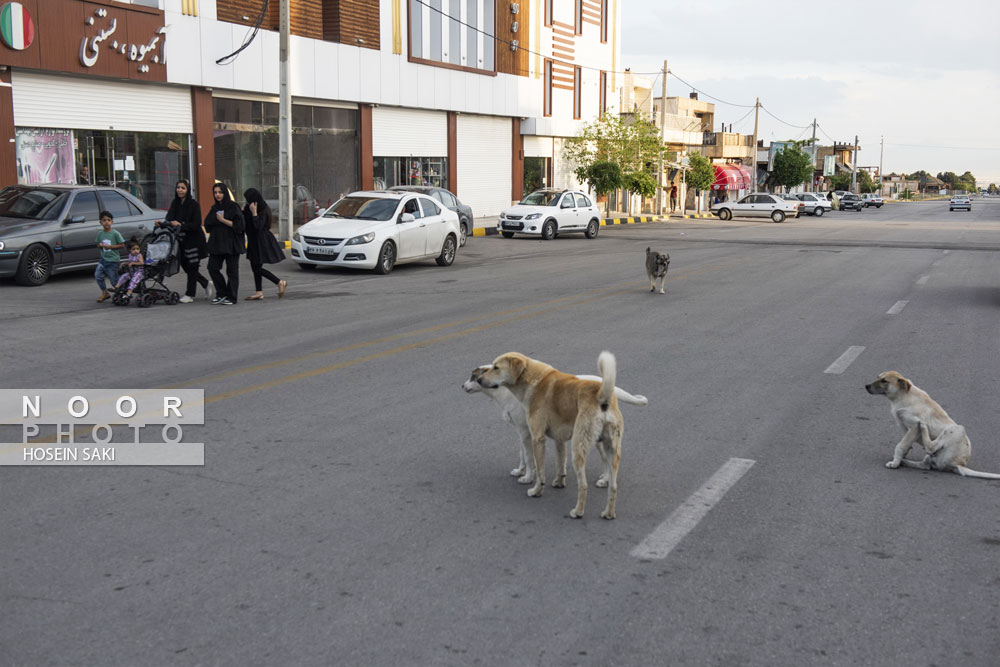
<box><xmin>575</xmin><ymin>0</ymin><xmax>583</xmax><ymax>34</ymax></box>
<box><xmin>544</xmin><ymin>59</ymin><xmax>553</xmax><ymax>117</ymax></box>
<box><xmin>573</xmin><ymin>66</ymin><xmax>582</xmax><ymax>119</ymax></box>
<box><xmin>601</xmin><ymin>0</ymin><xmax>608</xmax><ymax>42</ymax></box>
<box><xmin>544</xmin><ymin>0</ymin><xmax>552</xmax><ymax>26</ymax></box>
<box><xmin>408</xmin><ymin>0</ymin><xmax>495</xmax><ymax>73</ymax></box>
<box><xmin>599</xmin><ymin>71</ymin><xmax>607</xmax><ymax>118</ymax></box>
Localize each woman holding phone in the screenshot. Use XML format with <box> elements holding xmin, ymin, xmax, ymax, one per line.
<box><xmin>204</xmin><ymin>182</ymin><xmax>245</xmax><ymax>305</ymax></box>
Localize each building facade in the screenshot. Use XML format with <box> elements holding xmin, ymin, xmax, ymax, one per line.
<box><xmin>0</xmin><ymin>0</ymin><xmax>622</xmax><ymax>222</ymax></box>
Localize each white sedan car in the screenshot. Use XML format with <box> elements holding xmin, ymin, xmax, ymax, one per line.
<box><xmin>499</xmin><ymin>189</ymin><xmax>602</xmax><ymax>239</ymax></box>
<box><xmin>949</xmin><ymin>195</ymin><xmax>971</xmax><ymax>211</ymax></box>
<box><xmin>291</xmin><ymin>191</ymin><xmax>461</xmax><ymax>274</ymax></box>
<box><xmin>795</xmin><ymin>192</ymin><xmax>834</xmax><ymax>216</ymax></box>
<box><xmin>711</xmin><ymin>193</ymin><xmax>801</xmax><ymax>222</ymax></box>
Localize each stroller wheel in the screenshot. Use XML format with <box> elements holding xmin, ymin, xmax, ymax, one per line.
<box><xmin>111</xmin><ymin>294</ymin><xmax>121</xmax><ymax>306</ymax></box>
<box><xmin>167</xmin><ymin>291</ymin><xmax>180</xmax><ymax>305</ymax></box>
<box><xmin>140</xmin><ymin>293</ymin><xmax>154</xmax><ymax>308</ymax></box>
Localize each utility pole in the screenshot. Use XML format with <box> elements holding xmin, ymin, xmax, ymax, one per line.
<box><xmin>810</xmin><ymin>119</ymin><xmax>817</xmax><ymax>192</ymax></box>
<box><xmin>851</xmin><ymin>135</ymin><xmax>859</xmax><ymax>193</ymax></box>
<box><xmin>879</xmin><ymin>135</ymin><xmax>884</xmax><ymax>197</ymax></box>
<box><xmin>278</xmin><ymin>0</ymin><xmax>293</xmax><ymax>242</ymax></box>
<box><xmin>657</xmin><ymin>59</ymin><xmax>667</xmax><ymax>216</ymax></box>
<box><xmin>750</xmin><ymin>98</ymin><xmax>759</xmax><ymax>193</ymax></box>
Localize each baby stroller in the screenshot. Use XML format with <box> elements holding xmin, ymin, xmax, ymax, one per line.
<box><xmin>112</xmin><ymin>225</ymin><xmax>182</xmax><ymax>307</ymax></box>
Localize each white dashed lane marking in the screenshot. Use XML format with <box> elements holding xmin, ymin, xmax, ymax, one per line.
<box><xmin>824</xmin><ymin>346</ymin><xmax>866</xmax><ymax>374</ymax></box>
<box><xmin>631</xmin><ymin>458</ymin><xmax>756</xmax><ymax>560</ymax></box>
<box><xmin>916</xmin><ymin>275</ymin><xmax>929</xmax><ymax>285</ymax></box>
<box><xmin>887</xmin><ymin>300</ymin><xmax>909</xmax><ymax>315</ymax></box>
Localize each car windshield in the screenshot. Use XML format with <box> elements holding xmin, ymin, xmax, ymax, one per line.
<box><xmin>520</xmin><ymin>191</ymin><xmax>561</xmax><ymax>206</ymax></box>
<box><xmin>0</xmin><ymin>187</ymin><xmax>67</xmax><ymax>219</ymax></box>
<box><xmin>322</xmin><ymin>196</ymin><xmax>398</xmax><ymax>221</ymax></box>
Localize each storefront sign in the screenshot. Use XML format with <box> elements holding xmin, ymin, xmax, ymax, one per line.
<box><xmin>80</xmin><ymin>6</ymin><xmax>166</xmax><ymax>73</ymax></box>
<box><xmin>0</xmin><ymin>2</ymin><xmax>34</xmax><ymax>50</ymax></box>
<box><xmin>0</xmin><ymin>0</ymin><xmax>167</xmax><ymax>82</ymax></box>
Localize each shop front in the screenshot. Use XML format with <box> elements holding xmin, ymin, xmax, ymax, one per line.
<box><xmin>212</xmin><ymin>96</ymin><xmax>359</xmax><ymax>226</ymax></box>
<box><xmin>372</xmin><ymin>107</ymin><xmax>448</xmax><ymax>191</ymax></box>
<box><xmin>710</xmin><ymin>163</ymin><xmax>754</xmax><ymax>203</ymax></box>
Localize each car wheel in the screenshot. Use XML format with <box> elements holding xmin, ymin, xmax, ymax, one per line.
<box><xmin>771</xmin><ymin>210</ymin><xmax>785</xmax><ymax>223</ymax></box>
<box><xmin>814</xmin><ymin>207</ymin><xmax>825</xmax><ymax>217</ymax></box>
<box><xmin>374</xmin><ymin>241</ymin><xmax>395</xmax><ymax>275</ymax></box>
<box><xmin>459</xmin><ymin>220</ymin><xmax>468</xmax><ymax>247</ymax></box>
<box><xmin>540</xmin><ymin>220</ymin><xmax>556</xmax><ymax>240</ymax></box>
<box><xmin>584</xmin><ymin>219</ymin><xmax>600</xmax><ymax>239</ymax></box>
<box><xmin>949</xmin><ymin>208</ymin><xmax>953</xmax><ymax>211</ymax></box>
<box><xmin>501</xmin><ymin>231</ymin><xmax>515</xmax><ymax>239</ymax></box>
<box><xmin>298</xmin><ymin>263</ymin><xmax>317</xmax><ymax>271</ymax></box>
<box><xmin>435</xmin><ymin>235</ymin><xmax>456</xmax><ymax>266</ymax></box>
<box><xmin>15</xmin><ymin>243</ymin><xmax>52</xmax><ymax>286</ymax></box>
<box><xmin>718</xmin><ymin>208</ymin><xmax>732</xmax><ymax>221</ymax></box>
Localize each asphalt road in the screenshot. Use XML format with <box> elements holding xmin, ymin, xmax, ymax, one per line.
<box><xmin>2</xmin><ymin>199</ymin><xmax>999</xmax><ymax>666</ymax></box>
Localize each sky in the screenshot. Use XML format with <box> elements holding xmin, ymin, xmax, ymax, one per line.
<box><xmin>620</xmin><ymin>0</ymin><xmax>1000</xmax><ymax>186</ymax></box>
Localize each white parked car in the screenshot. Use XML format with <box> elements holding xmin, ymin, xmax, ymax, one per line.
<box><xmin>795</xmin><ymin>192</ymin><xmax>833</xmax><ymax>216</ymax></box>
<box><xmin>860</xmin><ymin>193</ymin><xmax>884</xmax><ymax>208</ymax></box>
<box><xmin>711</xmin><ymin>193</ymin><xmax>801</xmax><ymax>223</ymax></box>
<box><xmin>949</xmin><ymin>195</ymin><xmax>971</xmax><ymax>211</ymax></box>
<box><xmin>290</xmin><ymin>191</ymin><xmax>460</xmax><ymax>274</ymax></box>
<box><xmin>499</xmin><ymin>189</ymin><xmax>602</xmax><ymax>240</ymax></box>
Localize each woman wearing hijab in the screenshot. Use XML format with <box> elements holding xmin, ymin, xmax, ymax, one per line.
<box><xmin>204</xmin><ymin>182</ymin><xmax>245</xmax><ymax>305</ymax></box>
<box><xmin>164</xmin><ymin>179</ymin><xmax>209</xmax><ymax>303</ymax></box>
<box><xmin>242</xmin><ymin>188</ymin><xmax>287</xmax><ymax>300</ymax></box>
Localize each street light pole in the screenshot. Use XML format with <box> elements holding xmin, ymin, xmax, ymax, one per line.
<box><xmin>879</xmin><ymin>135</ymin><xmax>884</xmax><ymax>196</ymax></box>
<box><xmin>657</xmin><ymin>59</ymin><xmax>667</xmax><ymax>216</ymax></box>
<box><xmin>810</xmin><ymin>118</ymin><xmax>817</xmax><ymax>192</ymax></box>
<box><xmin>278</xmin><ymin>0</ymin><xmax>293</xmax><ymax>242</ymax></box>
<box><xmin>851</xmin><ymin>135</ymin><xmax>858</xmax><ymax>193</ymax></box>
<box><xmin>750</xmin><ymin>98</ymin><xmax>759</xmax><ymax>194</ymax></box>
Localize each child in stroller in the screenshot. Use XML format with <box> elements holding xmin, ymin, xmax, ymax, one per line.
<box><xmin>112</xmin><ymin>226</ymin><xmax>183</xmax><ymax>307</ymax></box>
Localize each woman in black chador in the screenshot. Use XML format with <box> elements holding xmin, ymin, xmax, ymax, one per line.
<box><xmin>242</xmin><ymin>188</ymin><xmax>287</xmax><ymax>300</ymax></box>
<box><xmin>204</xmin><ymin>182</ymin><xmax>245</xmax><ymax>305</ymax></box>
<box><xmin>164</xmin><ymin>179</ymin><xmax>209</xmax><ymax>303</ymax></box>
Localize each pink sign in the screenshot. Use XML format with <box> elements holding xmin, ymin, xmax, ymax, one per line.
<box><xmin>15</xmin><ymin>128</ymin><xmax>75</xmax><ymax>184</ymax></box>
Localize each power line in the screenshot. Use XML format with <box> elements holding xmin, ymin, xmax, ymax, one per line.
<box><xmin>759</xmin><ymin>103</ymin><xmax>811</xmax><ymax>130</ymax></box>
<box><xmin>665</xmin><ymin>70</ymin><xmax>756</xmax><ymax>108</ymax></box>
<box><xmin>216</xmin><ymin>0</ymin><xmax>270</xmax><ymax>65</ymax></box>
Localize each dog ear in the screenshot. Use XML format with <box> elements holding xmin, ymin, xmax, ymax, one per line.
<box><xmin>898</xmin><ymin>377</ymin><xmax>911</xmax><ymax>392</ymax></box>
<box><xmin>507</xmin><ymin>355</ymin><xmax>526</xmax><ymax>380</ymax></box>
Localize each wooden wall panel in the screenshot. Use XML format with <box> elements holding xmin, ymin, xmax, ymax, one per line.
<box><xmin>359</xmin><ymin>104</ymin><xmax>373</xmax><ymax>190</ymax></box>
<box><xmin>0</xmin><ymin>69</ymin><xmax>16</xmax><ymax>186</ymax></box>
<box><xmin>495</xmin><ymin>0</ymin><xmax>529</xmax><ymax>77</ymax></box>
<box><xmin>191</xmin><ymin>87</ymin><xmax>216</xmax><ymax>204</ymax></box>
<box><xmin>322</xmin><ymin>0</ymin><xmax>379</xmax><ymax>49</ymax></box>
<box><xmin>216</xmin><ymin>0</ymin><xmax>322</xmax><ymax>40</ymax></box>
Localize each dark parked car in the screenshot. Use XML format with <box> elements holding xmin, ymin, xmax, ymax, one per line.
<box><xmin>388</xmin><ymin>185</ymin><xmax>472</xmax><ymax>247</ymax></box>
<box><xmin>0</xmin><ymin>185</ymin><xmax>166</xmax><ymax>286</ymax></box>
<box><xmin>263</xmin><ymin>184</ymin><xmax>320</xmax><ymax>229</ymax></box>
<box><xmin>839</xmin><ymin>193</ymin><xmax>864</xmax><ymax>211</ymax></box>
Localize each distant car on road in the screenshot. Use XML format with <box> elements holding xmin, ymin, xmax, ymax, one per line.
<box><xmin>263</xmin><ymin>184</ymin><xmax>319</xmax><ymax>229</ymax></box>
<box><xmin>0</xmin><ymin>185</ymin><xmax>165</xmax><ymax>286</ymax></box>
<box><xmin>860</xmin><ymin>193</ymin><xmax>884</xmax><ymax>208</ymax></box>
<box><xmin>839</xmin><ymin>193</ymin><xmax>864</xmax><ymax>211</ymax></box>
<box><xmin>388</xmin><ymin>185</ymin><xmax>472</xmax><ymax>247</ymax></box>
<box><xmin>795</xmin><ymin>192</ymin><xmax>833</xmax><ymax>216</ymax></box>
<box><xmin>711</xmin><ymin>193</ymin><xmax>801</xmax><ymax>223</ymax></box>
<box><xmin>950</xmin><ymin>195</ymin><xmax>972</xmax><ymax>211</ymax></box>
<box><xmin>499</xmin><ymin>189</ymin><xmax>602</xmax><ymax>239</ymax></box>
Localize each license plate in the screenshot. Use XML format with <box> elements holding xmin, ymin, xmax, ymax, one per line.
<box><xmin>309</xmin><ymin>246</ymin><xmax>338</xmax><ymax>254</ymax></box>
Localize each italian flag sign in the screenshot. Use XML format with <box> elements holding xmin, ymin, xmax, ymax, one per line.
<box><xmin>0</xmin><ymin>2</ymin><xmax>35</xmax><ymax>51</ymax></box>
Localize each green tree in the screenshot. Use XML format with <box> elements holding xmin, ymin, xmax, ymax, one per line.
<box><xmin>581</xmin><ymin>161</ymin><xmax>623</xmax><ymax>213</ymax></box>
<box><xmin>623</xmin><ymin>171</ymin><xmax>657</xmax><ymax>199</ymax></box>
<box><xmin>686</xmin><ymin>151</ymin><xmax>715</xmax><ymax>201</ymax></box>
<box><xmin>907</xmin><ymin>170</ymin><xmax>930</xmax><ymax>181</ymax></box>
<box><xmin>857</xmin><ymin>170</ymin><xmax>876</xmax><ymax>194</ymax></box>
<box><xmin>772</xmin><ymin>144</ymin><xmax>814</xmax><ymax>191</ymax></box>
<box><xmin>828</xmin><ymin>172</ymin><xmax>852</xmax><ymax>190</ymax></box>
<box><xmin>988</xmin><ymin>183</ymin><xmax>998</xmax><ymax>195</ymax></box>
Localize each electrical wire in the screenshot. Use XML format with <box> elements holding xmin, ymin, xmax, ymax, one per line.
<box><xmin>217</xmin><ymin>0</ymin><xmax>269</xmax><ymax>65</ymax></box>
<box><xmin>759</xmin><ymin>103</ymin><xmax>811</xmax><ymax>130</ymax></box>
<box><xmin>665</xmin><ymin>70</ymin><xmax>756</xmax><ymax>108</ymax></box>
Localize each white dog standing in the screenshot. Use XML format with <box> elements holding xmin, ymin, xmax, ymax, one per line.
<box><xmin>463</xmin><ymin>365</ymin><xmax>647</xmax><ymax>486</ymax></box>
<box><xmin>865</xmin><ymin>370</ymin><xmax>1000</xmax><ymax>479</ymax></box>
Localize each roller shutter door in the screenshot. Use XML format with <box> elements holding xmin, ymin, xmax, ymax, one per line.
<box><xmin>372</xmin><ymin>107</ymin><xmax>447</xmax><ymax>156</ymax></box>
<box><xmin>457</xmin><ymin>114</ymin><xmax>512</xmax><ymax>217</ymax></box>
<box><xmin>523</xmin><ymin>135</ymin><xmax>553</xmax><ymax>158</ymax></box>
<box><xmin>12</xmin><ymin>71</ymin><xmax>192</xmax><ymax>133</ymax></box>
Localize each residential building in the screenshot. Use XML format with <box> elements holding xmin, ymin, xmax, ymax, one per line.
<box><xmin>0</xmin><ymin>0</ymin><xmax>622</xmax><ymax>223</ymax></box>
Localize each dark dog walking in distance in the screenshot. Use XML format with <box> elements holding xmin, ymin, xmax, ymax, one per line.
<box><xmin>646</xmin><ymin>247</ymin><xmax>670</xmax><ymax>294</ymax></box>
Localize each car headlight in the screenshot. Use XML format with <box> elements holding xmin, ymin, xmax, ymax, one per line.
<box><xmin>499</xmin><ymin>212</ymin><xmax>506</xmax><ymax>219</ymax></box>
<box><xmin>525</xmin><ymin>213</ymin><xmax>541</xmax><ymax>220</ymax></box>
<box><xmin>0</xmin><ymin>241</ymin><xmax>4</xmax><ymax>250</ymax></box>
<box><xmin>346</xmin><ymin>232</ymin><xmax>376</xmax><ymax>245</ymax></box>
<box><xmin>293</xmin><ymin>232</ymin><xmax>301</xmax><ymax>242</ymax></box>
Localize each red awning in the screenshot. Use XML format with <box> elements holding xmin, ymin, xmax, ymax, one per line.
<box><xmin>711</xmin><ymin>164</ymin><xmax>752</xmax><ymax>190</ymax></box>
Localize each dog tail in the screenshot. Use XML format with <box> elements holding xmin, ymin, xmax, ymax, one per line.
<box><xmin>615</xmin><ymin>390</ymin><xmax>648</xmax><ymax>406</ymax></box>
<box><xmin>955</xmin><ymin>465</ymin><xmax>1000</xmax><ymax>480</ymax></box>
<box><xmin>597</xmin><ymin>351</ymin><xmax>616</xmax><ymax>411</ymax></box>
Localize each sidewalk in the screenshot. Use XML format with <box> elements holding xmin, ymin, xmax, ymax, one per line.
<box><xmin>471</xmin><ymin>210</ymin><xmax>715</xmax><ymax>237</ymax></box>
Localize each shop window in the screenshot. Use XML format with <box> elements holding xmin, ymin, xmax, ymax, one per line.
<box><xmin>524</xmin><ymin>157</ymin><xmax>550</xmax><ymax>193</ymax></box>
<box><xmin>373</xmin><ymin>157</ymin><xmax>448</xmax><ymax>190</ymax></box>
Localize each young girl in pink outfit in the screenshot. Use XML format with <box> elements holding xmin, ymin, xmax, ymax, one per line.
<box><xmin>114</xmin><ymin>241</ymin><xmax>145</xmax><ymax>297</ymax></box>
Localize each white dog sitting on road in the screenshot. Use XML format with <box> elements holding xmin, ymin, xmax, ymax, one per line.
<box><xmin>463</xmin><ymin>364</ymin><xmax>647</xmax><ymax>486</ymax></box>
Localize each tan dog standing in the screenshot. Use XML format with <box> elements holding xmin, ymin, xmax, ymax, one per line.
<box><xmin>865</xmin><ymin>371</ymin><xmax>1000</xmax><ymax>479</ymax></box>
<box><xmin>476</xmin><ymin>351</ymin><xmax>625</xmax><ymax>519</ymax></box>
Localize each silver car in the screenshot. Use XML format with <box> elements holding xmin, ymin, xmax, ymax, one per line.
<box><xmin>0</xmin><ymin>185</ymin><xmax>165</xmax><ymax>286</ymax></box>
<box><xmin>711</xmin><ymin>193</ymin><xmax>801</xmax><ymax>223</ymax></box>
<box><xmin>795</xmin><ymin>192</ymin><xmax>833</xmax><ymax>216</ymax></box>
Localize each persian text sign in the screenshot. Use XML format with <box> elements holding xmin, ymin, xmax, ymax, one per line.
<box><xmin>0</xmin><ymin>389</ymin><xmax>204</xmax><ymax>466</ymax></box>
